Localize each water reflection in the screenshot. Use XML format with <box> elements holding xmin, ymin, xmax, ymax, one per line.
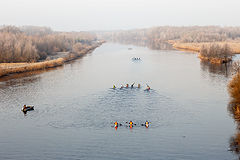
<box><xmin>0</xmin><ymin>66</ymin><xmax>63</xmax><ymax>88</ymax></box>
<box><xmin>147</xmin><ymin>42</ymin><xmax>173</xmax><ymax>50</ymax></box>
<box><xmin>200</xmin><ymin>60</ymin><xmax>232</xmax><ymax>77</ymax></box>
<box><xmin>112</xmin><ymin>40</ymin><xmax>174</xmax><ymax>50</ymax></box>
<box><xmin>229</xmin><ymin>133</ymin><xmax>240</xmax><ymax>160</ymax></box>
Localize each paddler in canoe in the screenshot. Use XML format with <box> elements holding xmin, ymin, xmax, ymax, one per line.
<box><xmin>145</xmin><ymin>120</ymin><xmax>149</xmax><ymax>128</ymax></box>
<box><xmin>21</xmin><ymin>105</ymin><xmax>34</xmax><ymax>112</ymax></box>
<box><xmin>146</xmin><ymin>84</ymin><xmax>150</xmax><ymax>91</ymax></box>
<box><xmin>120</xmin><ymin>84</ymin><xmax>124</xmax><ymax>89</ymax></box>
<box><xmin>131</xmin><ymin>82</ymin><xmax>135</xmax><ymax>88</ymax></box>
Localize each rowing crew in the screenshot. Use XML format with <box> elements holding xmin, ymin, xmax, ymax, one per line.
<box><xmin>114</xmin><ymin>121</ymin><xmax>150</xmax><ymax>128</ymax></box>
<box><xmin>132</xmin><ymin>57</ymin><xmax>141</xmax><ymax>60</ymax></box>
<box><xmin>113</xmin><ymin>83</ymin><xmax>150</xmax><ymax>90</ymax></box>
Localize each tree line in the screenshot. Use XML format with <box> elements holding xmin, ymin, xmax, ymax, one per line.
<box><xmin>98</xmin><ymin>26</ymin><xmax>240</xmax><ymax>49</ymax></box>
<box><xmin>0</xmin><ymin>26</ymin><xmax>97</xmax><ymax>63</ymax></box>
<box><xmin>200</xmin><ymin>43</ymin><xmax>233</xmax><ymax>60</ymax></box>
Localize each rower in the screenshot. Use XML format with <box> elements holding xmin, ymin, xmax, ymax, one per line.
<box><xmin>145</xmin><ymin>121</ymin><xmax>149</xmax><ymax>128</ymax></box>
<box><xmin>129</xmin><ymin>121</ymin><xmax>133</xmax><ymax>128</ymax></box>
<box><xmin>120</xmin><ymin>84</ymin><xmax>124</xmax><ymax>89</ymax></box>
<box><xmin>126</xmin><ymin>84</ymin><xmax>129</xmax><ymax>88</ymax></box>
<box><xmin>146</xmin><ymin>85</ymin><xmax>150</xmax><ymax>91</ymax></box>
<box><xmin>114</xmin><ymin>121</ymin><xmax>118</xmax><ymax>127</ymax></box>
<box><xmin>113</xmin><ymin>85</ymin><xmax>116</xmax><ymax>89</ymax></box>
<box><xmin>138</xmin><ymin>84</ymin><xmax>140</xmax><ymax>88</ymax></box>
<box><xmin>131</xmin><ymin>82</ymin><xmax>135</xmax><ymax>88</ymax></box>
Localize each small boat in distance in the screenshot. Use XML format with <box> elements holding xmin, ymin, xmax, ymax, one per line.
<box><xmin>132</xmin><ymin>57</ymin><xmax>141</xmax><ymax>61</ymax></box>
<box><xmin>21</xmin><ymin>105</ymin><xmax>34</xmax><ymax>113</ymax></box>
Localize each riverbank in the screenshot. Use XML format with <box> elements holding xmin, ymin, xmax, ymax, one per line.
<box><xmin>168</xmin><ymin>40</ymin><xmax>239</xmax><ymax>64</ymax></box>
<box><xmin>229</xmin><ymin>73</ymin><xmax>240</xmax><ymax>103</ymax></box>
<box><xmin>198</xmin><ymin>54</ymin><xmax>232</xmax><ymax>64</ymax></box>
<box><xmin>0</xmin><ymin>41</ymin><xmax>104</xmax><ymax>78</ymax></box>
<box><xmin>170</xmin><ymin>41</ymin><xmax>240</xmax><ymax>54</ymax></box>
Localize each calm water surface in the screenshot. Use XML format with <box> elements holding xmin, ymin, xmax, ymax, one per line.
<box><xmin>0</xmin><ymin>43</ymin><xmax>237</xmax><ymax>160</ymax></box>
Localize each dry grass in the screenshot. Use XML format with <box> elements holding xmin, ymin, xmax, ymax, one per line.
<box><xmin>198</xmin><ymin>55</ymin><xmax>222</xmax><ymax>64</ymax></box>
<box><xmin>0</xmin><ymin>63</ymin><xmax>28</xmax><ymax>68</ymax></box>
<box><xmin>171</xmin><ymin>41</ymin><xmax>240</xmax><ymax>54</ymax></box>
<box><xmin>0</xmin><ymin>58</ymin><xmax>64</xmax><ymax>77</ymax></box>
<box><xmin>229</xmin><ymin>73</ymin><xmax>240</xmax><ymax>103</ymax></box>
<box><xmin>198</xmin><ymin>54</ymin><xmax>232</xmax><ymax>64</ymax></box>
<box><xmin>170</xmin><ymin>41</ymin><xmax>240</xmax><ymax>64</ymax></box>
<box><xmin>228</xmin><ymin>101</ymin><xmax>240</xmax><ymax>123</ymax></box>
<box><xmin>172</xmin><ymin>42</ymin><xmax>200</xmax><ymax>52</ymax></box>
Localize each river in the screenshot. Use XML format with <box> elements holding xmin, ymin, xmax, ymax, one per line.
<box><xmin>0</xmin><ymin>43</ymin><xmax>237</xmax><ymax>160</ymax></box>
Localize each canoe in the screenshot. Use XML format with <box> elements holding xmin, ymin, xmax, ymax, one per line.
<box><xmin>21</xmin><ymin>106</ymin><xmax>34</xmax><ymax>112</ymax></box>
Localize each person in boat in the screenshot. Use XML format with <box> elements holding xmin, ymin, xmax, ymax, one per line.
<box><xmin>138</xmin><ymin>84</ymin><xmax>141</xmax><ymax>88</ymax></box>
<box><xmin>129</xmin><ymin>121</ymin><xmax>134</xmax><ymax>127</ymax></box>
<box><xmin>126</xmin><ymin>84</ymin><xmax>129</xmax><ymax>88</ymax></box>
<box><xmin>120</xmin><ymin>84</ymin><xmax>124</xmax><ymax>89</ymax></box>
<box><xmin>145</xmin><ymin>120</ymin><xmax>149</xmax><ymax>128</ymax></box>
<box><xmin>113</xmin><ymin>85</ymin><xmax>116</xmax><ymax>89</ymax></box>
<box><xmin>131</xmin><ymin>82</ymin><xmax>135</xmax><ymax>88</ymax></box>
<box><xmin>146</xmin><ymin>85</ymin><xmax>150</xmax><ymax>91</ymax></box>
<box><xmin>114</xmin><ymin>121</ymin><xmax>118</xmax><ymax>127</ymax></box>
<box><xmin>23</xmin><ymin>105</ymin><xmax>27</xmax><ymax>109</ymax></box>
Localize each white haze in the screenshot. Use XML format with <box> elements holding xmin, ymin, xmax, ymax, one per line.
<box><xmin>0</xmin><ymin>0</ymin><xmax>239</xmax><ymax>31</ymax></box>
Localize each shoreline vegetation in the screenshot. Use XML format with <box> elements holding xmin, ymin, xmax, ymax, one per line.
<box><xmin>171</xmin><ymin>41</ymin><xmax>235</xmax><ymax>64</ymax></box>
<box><xmin>0</xmin><ymin>43</ymin><xmax>103</xmax><ymax>77</ymax></box>
<box><xmin>228</xmin><ymin>62</ymin><xmax>240</xmax><ymax>106</ymax></box>
<box><xmin>0</xmin><ymin>26</ymin><xmax>104</xmax><ymax>78</ymax></box>
<box><xmin>97</xmin><ymin>26</ymin><xmax>240</xmax><ymax>64</ymax></box>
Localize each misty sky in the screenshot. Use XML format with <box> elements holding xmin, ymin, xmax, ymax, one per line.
<box><xmin>0</xmin><ymin>0</ymin><xmax>240</xmax><ymax>31</ymax></box>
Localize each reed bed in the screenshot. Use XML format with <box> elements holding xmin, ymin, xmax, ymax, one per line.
<box><xmin>229</xmin><ymin>73</ymin><xmax>240</xmax><ymax>104</ymax></box>
<box><xmin>172</xmin><ymin>41</ymin><xmax>240</xmax><ymax>54</ymax></box>
<box><xmin>0</xmin><ymin>58</ymin><xmax>64</xmax><ymax>77</ymax></box>
<box><xmin>198</xmin><ymin>54</ymin><xmax>231</xmax><ymax>64</ymax></box>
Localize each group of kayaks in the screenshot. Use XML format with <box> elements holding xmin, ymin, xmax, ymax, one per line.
<box><xmin>132</xmin><ymin>57</ymin><xmax>141</xmax><ymax>60</ymax></box>
<box><xmin>114</xmin><ymin>121</ymin><xmax>150</xmax><ymax>129</ymax></box>
<box><xmin>21</xmin><ymin>105</ymin><xmax>34</xmax><ymax>113</ymax></box>
<box><xmin>113</xmin><ymin>83</ymin><xmax>150</xmax><ymax>91</ymax></box>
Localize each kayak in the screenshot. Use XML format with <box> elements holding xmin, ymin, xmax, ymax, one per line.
<box><xmin>132</xmin><ymin>58</ymin><xmax>141</xmax><ymax>60</ymax></box>
<box><xmin>21</xmin><ymin>106</ymin><xmax>34</xmax><ymax>112</ymax></box>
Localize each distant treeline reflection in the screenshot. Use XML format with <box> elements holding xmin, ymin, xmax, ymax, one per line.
<box><xmin>112</xmin><ymin>40</ymin><xmax>173</xmax><ymax>50</ymax></box>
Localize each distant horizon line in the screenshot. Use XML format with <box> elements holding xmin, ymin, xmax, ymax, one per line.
<box><xmin>1</xmin><ymin>24</ymin><xmax>240</xmax><ymax>32</ymax></box>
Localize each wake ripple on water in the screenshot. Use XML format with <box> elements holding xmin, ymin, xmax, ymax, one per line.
<box><xmin>41</xmin><ymin>87</ymin><xmax>187</xmax><ymax>129</ymax></box>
